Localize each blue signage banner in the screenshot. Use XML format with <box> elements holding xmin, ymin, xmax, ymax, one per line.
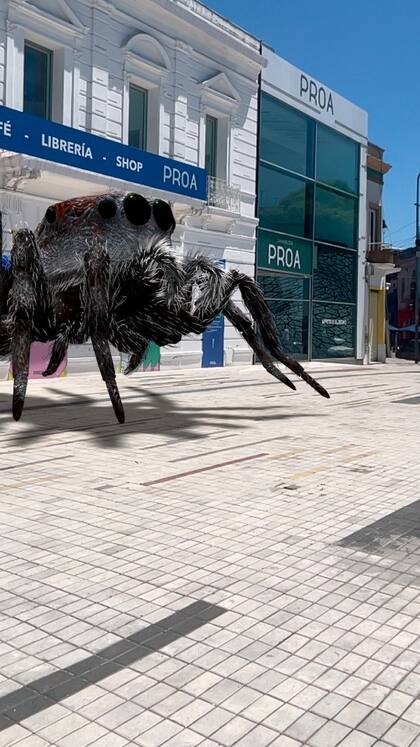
<box><xmin>0</xmin><ymin>104</ymin><xmax>207</xmax><ymax>200</ymax></box>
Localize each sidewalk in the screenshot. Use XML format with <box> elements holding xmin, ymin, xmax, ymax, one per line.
<box><xmin>0</xmin><ymin>361</ymin><xmax>419</xmax><ymax>746</ymax></box>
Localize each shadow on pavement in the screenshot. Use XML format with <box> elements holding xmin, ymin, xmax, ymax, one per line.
<box><xmin>0</xmin><ymin>600</ymin><xmax>226</xmax><ymax>732</ymax></box>
<box><xmin>0</xmin><ymin>384</ymin><xmax>327</xmax><ymax>449</ymax></box>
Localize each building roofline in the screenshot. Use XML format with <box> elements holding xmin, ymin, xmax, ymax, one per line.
<box><xmin>172</xmin><ymin>0</ymin><xmax>262</xmax><ymax>50</ymax></box>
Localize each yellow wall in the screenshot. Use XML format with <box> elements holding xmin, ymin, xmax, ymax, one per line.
<box><xmin>377</xmin><ymin>288</ymin><xmax>386</xmax><ymax>346</ymax></box>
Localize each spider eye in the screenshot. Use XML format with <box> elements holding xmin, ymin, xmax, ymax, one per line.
<box><xmin>123</xmin><ymin>193</ymin><xmax>151</xmax><ymax>225</ymax></box>
<box><xmin>45</xmin><ymin>206</ymin><xmax>56</xmax><ymax>224</ymax></box>
<box><xmin>98</xmin><ymin>198</ymin><xmax>117</xmax><ymax>219</ymax></box>
<box><xmin>152</xmin><ymin>200</ymin><xmax>176</xmax><ymax>233</ymax></box>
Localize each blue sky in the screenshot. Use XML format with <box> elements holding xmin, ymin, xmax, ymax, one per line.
<box><xmin>208</xmin><ymin>0</ymin><xmax>418</xmax><ymax>249</ymax></box>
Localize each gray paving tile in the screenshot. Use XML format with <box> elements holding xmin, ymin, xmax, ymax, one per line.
<box><xmin>211</xmin><ymin>715</ymin><xmax>255</xmax><ymax>745</ymax></box>
<box><xmin>307</xmin><ymin>720</ymin><xmax>351</xmax><ymax>746</ymax></box>
<box><xmin>285</xmin><ymin>711</ymin><xmax>327</xmax><ymax>742</ymax></box>
<box><xmin>382</xmin><ymin>718</ymin><xmax>420</xmax><ymax>747</ymax></box>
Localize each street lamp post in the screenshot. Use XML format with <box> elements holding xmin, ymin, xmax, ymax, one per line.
<box><xmin>415</xmin><ymin>173</ymin><xmax>420</xmax><ymax>364</ymax></box>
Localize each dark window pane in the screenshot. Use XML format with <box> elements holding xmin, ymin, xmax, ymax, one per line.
<box><xmin>259</xmin><ymin>165</ymin><xmax>313</xmax><ymax>238</ymax></box>
<box><xmin>313</xmin><ymin>245</ymin><xmax>357</xmax><ymax>303</ymax></box>
<box><xmin>317</xmin><ymin>125</ymin><xmax>359</xmax><ymax>193</ymax></box>
<box><xmin>205</xmin><ymin>116</ymin><xmax>218</xmax><ymax>177</ymax></box>
<box><xmin>129</xmin><ymin>85</ymin><xmax>148</xmax><ymax>150</ymax></box>
<box><xmin>23</xmin><ymin>43</ymin><xmax>52</xmax><ymax>119</ymax></box>
<box><xmin>268</xmin><ymin>299</ymin><xmax>309</xmax><ymax>358</ymax></box>
<box><xmin>260</xmin><ymin>94</ymin><xmax>314</xmax><ymax>176</ymax></box>
<box><xmin>315</xmin><ymin>186</ymin><xmax>358</xmax><ymax>248</ymax></box>
<box><xmin>312</xmin><ymin>302</ymin><xmax>355</xmax><ymax>358</ymax></box>
<box><xmin>257</xmin><ymin>270</ymin><xmax>310</xmax><ymax>300</ymax></box>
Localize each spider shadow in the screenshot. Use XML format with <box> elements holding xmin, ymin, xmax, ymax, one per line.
<box><xmin>0</xmin><ymin>381</ymin><xmax>326</xmax><ymax>449</ymax></box>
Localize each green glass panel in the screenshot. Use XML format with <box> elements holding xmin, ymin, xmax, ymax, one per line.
<box><xmin>316</xmin><ymin>125</ymin><xmax>359</xmax><ymax>194</ymax></box>
<box><xmin>312</xmin><ymin>302</ymin><xmax>356</xmax><ymax>358</ymax></box>
<box><xmin>205</xmin><ymin>116</ymin><xmax>218</xmax><ymax>177</ymax></box>
<box><xmin>257</xmin><ymin>230</ymin><xmax>312</xmax><ymax>275</ymax></box>
<box><xmin>313</xmin><ymin>244</ymin><xmax>357</xmax><ymax>303</ymax></box>
<box><xmin>129</xmin><ymin>85</ymin><xmax>148</xmax><ymax>150</ymax></box>
<box><xmin>142</xmin><ymin>342</ymin><xmax>160</xmax><ymax>369</ymax></box>
<box><xmin>23</xmin><ymin>43</ymin><xmax>51</xmax><ymax>119</ymax></box>
<box><xmin>257</xmin><ymin>271</ymin><xmax>310</xmax><ymax>300</ymax></box>
<box><xmin>315</xmin><ymin>186</ymin><xmax>358</xmax><ymax>248</ymax></box>
<box><xmin>269</xmin><ymin>299</ymin><xmax>309</xmax><ymax>358</ymax></box>
<box><xmin>259</xmin><ymin>165</ymin><xmax>313</xmax><ymax>238</ymax></box>
<box><xmin>260</xmin><ymin>93</ymin><xmax>314</xmax><ymax>176</ymax></box>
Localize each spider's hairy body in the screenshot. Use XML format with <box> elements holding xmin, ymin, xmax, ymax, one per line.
<box><xmin>1</xmin><ymin>190</ymin><xmax>329</xmax><ymax>423</ymax></box>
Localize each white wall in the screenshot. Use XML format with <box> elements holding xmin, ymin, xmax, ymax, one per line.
<box><xmin>0</xmin><ymin>0</ymin><xmax>264</xmax><ymax>368</ymax></box>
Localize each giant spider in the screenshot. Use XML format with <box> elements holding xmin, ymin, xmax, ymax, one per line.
<box><xmin>1</xmin><ymin>191</ymin><xmax>329</xmax><ymax>423</ymax></box>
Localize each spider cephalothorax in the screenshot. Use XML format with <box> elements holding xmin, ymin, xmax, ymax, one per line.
<box><xmin>1</xmin><ymin>190</ymin><xmax>329</xmax><ymax>423</ymax></box>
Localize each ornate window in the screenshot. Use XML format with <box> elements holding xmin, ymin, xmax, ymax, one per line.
<box><xmin>121</xmin><ymin>33</ymin><xmax>170</xmax><ymax>154</ymax></box>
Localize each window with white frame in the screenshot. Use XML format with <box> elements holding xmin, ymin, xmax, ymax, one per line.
<box><xmin>128</xmin><ymin>84</ymin><xmax>148</xmax><ymax>150</ymax></box>
<box><xmin>122</xmin><ymin>33</ymin><xmax>171</xmax><ymax>155</ymax></box>
<box><xmin>200</xmin><ymin>73</ymin><xmax>240</xmax><ymax>189</ymax></box>
<box><xmin>23</xmin><ymin>41</ymin><xmax>53</xmax><ymax>119</ymax></box>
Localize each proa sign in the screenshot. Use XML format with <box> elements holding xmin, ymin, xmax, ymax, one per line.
<box><xmin>300</xmin><ymin>74</ymin><xmax>334</xmax><ymax>116</ymax></box>
<box><xmin>257</xmin><ymin>231</ymin><xmax>312</xmax><ymax>276</ymax></box>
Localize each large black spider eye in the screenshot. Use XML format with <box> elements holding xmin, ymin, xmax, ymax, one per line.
<box><xmin>123</xmin><ymin>193</ymin><xmax>151</xmax><ymax>225</ymax></box>
<box><xmin>45</xmin><ymin>206</ymin><xmax>56</xmax><ymax>224</ymax></box>
<box><xmin>152</xmin><ymin>200</ymin><xmax>176</xmax><ymax>233</ymax></box>
<box><xmin>98</xmin><ymin>198</ymin><xmax>117</xmax><ymax>219</ymax></box>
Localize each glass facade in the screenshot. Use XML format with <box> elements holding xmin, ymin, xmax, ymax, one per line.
<box><xmin>257</xmin><ymin>92</ymin><xmax>360</xmax><ymax>359</ymax></box>
<box><xmin>23</xmin><ymin>42</ymin><xmax>52</xmax><ymax>119</ymax></box>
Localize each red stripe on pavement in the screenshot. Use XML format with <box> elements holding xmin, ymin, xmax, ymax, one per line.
<box><xmin>142</xmin><ymin>452</ymin><xmax>269</xmax><ymax>486</ymax></box>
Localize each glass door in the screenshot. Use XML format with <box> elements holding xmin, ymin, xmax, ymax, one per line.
<box><xmin>257</xmin><ymin>271</ymin><xmax>310</xmax><ymax>360</ymax></box>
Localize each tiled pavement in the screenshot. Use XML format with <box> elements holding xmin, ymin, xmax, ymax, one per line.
<box><xmin>0</xmin><ymin>360</ymin><xmax>419</xmax><ymax>745</ymax></box>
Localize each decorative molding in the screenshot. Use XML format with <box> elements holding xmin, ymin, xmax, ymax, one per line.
<box><xmin>199</xmin><ymin>72</ymin><xmax>240</xmax><ymax>111</ymax></box>
<box><xmin>122</xmin><ymin>32</ymin><xmax>171</xmax><ymax>76</ymax></box>
<box><xmin>8</xmin><ymin>0</ymin><xmax>88</xmax><ymax>39</ymax></box>
<box><xmin>174</xmin><ymin>40</ymin><xmax>194</xmax><ymax>55</ymax></box>
<box><xmin>5</xmin><ymin>20</ymin><xmax>18</xmax><ymax>33</ymax></box>
<box><xmin>92</xmin><ymin>0</ymin><xmax>114</xmax><ymax>15</ymax></box>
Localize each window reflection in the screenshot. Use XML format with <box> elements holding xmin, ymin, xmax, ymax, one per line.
<box><xmin>315</xmin><ymin>186</ymin><xmax>358</xmax><ymax>248</ymax></box>
<box><xmin>313</xmin><ymin>245</ymin><xmax>357</xmax><ymax>303</ymax></box>
<box><xmin>317</xmin><ymin>125</ymin><xmax>359</xmax><ymax>194</ymax></box>
<box><xmin>129</xmin><ymin>85</ymin><xmax>148</xmax><ymax>150</ymax></box>
<box><xmin>270</xmin><ymin>299</ymin><xmax>309</xmax><ymax>357</ymax></box>
<box><xmin>257</xmin><ymin>271</ymin><xmax>310</xmax><ymax>300</ymax></box>
<box><xmin>312</xmin><ymin>302</ymin><xmax>355</xmax><ymax>358</ymax></box>
<box><xmin>260</xmin><ymin>94</ymin><xmax>314</xmax><ymax>177</ymax></box>
<box><xmin>259</xmin><ymin>165</ymin><xmax>313</xmax><ymax>238</ymax></box>
<box><xmin>205</xmin><ymin>115</ymin><xmax>218</xmax><ymax>177</ymax></box>
<box><xmin>23</xmin><ymin>42</ymin><xmax>52</xmax><ymax>119</ymax></box>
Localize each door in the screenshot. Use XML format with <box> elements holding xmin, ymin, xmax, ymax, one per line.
<box><xmin>202</xmin><ymin>313</ymin><xmax>225</xmax><ymax>368</ymax></box>
<box><xmin>201</xmin><ymin>259</ymin><xmax>225</xmax><ymax>368</ymax></box>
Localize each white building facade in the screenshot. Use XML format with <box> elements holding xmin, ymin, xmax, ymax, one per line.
<box><xmin>0</xmin><ymin>0</ymin><xmax>264</xmax><ymax>369</ymax></box>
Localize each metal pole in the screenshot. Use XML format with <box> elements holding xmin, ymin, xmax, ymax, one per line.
<box><xmin>415</xmin><ymin>173</ymin><xmax>420</xmax><ymax>363</ymax></box>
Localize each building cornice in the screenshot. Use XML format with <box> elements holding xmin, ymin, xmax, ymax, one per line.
<box><xmin>8</xmin><ymin>0</ymin><xmax>88</xmax><ymax>39</ymax></box>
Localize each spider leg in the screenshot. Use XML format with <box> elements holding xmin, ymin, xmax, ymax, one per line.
<box><xmin>124</xmin><ymin>339</ymin><xmax>149</xmax><ymax>375</ymax></box>
<box><xmin>43</xmin><ymin>336</ymin><xmax>68</xmax><ymax>377</ymax></box>
<box><xmin>8</xmin><ymin>231</ymin><xmax>41</xmax><ymax>420</ymax></box>
<box><xmin>84</xmin><ymin>241</ymin><xmax>125</xmax><ymax>424</ymax></box>
<box><xmin>229</xmin><ymin>272</ymin><xmax>330</xmax><ymax>399</ymax></box>
<box><xmin>224</xmin><ymin>301</ymin><xmax>296</xmax><ymax>391</ymax></box>
<box><xmin>42</xmin><ymin>323</ymin><xmax>78</xmax><ymax>377</ymax></box>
